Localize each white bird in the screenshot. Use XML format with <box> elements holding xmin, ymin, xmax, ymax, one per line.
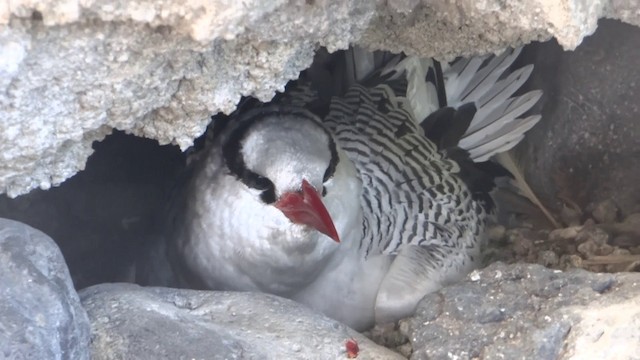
<box><xmin>143</xmin><ymin>47</ymin><xmax>542</xmax><ymax>331</ymax></box>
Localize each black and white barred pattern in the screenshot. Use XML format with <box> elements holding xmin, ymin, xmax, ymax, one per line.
<box><xmin>323</xmin><ymin>82</ymin><xmax>488</xmax><ymax>258</ymax></box>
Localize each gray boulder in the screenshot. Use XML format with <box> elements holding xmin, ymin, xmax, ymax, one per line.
<box><xmin>0</xmin><ymin>218</ymin><xmax>90</xmax><ymax>360</ymax></box>
<box><xmin>404</xmin><ymin>262</ymin><xmax>640</xmax><ymax>359</ymax></box>
<box><xmin>80</xmin><ymin>283</ymin><xmax>404</xmax><ymax>359</ymax></box>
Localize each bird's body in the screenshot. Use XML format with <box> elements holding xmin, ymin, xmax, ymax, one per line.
<box><xmin>145</xmin><ymin>47</ymin><xmax>542</xmax><ymax>331</ymax></box>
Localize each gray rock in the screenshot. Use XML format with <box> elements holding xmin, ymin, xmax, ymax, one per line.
<box><xmin>591</xmin><ymin>199</ymin><xmax>620</xmax><ymax>224</ymax></box>
<box><xmin>404</xmin><ymin>262</ymin><xmax>640</xmax><ymax>360</ymax></box>
<box><xmin>79</xmin><ymin>283</ymin><xmax>404</xmax><ymax>360</ymax></box>
<box><xmin>1</xmin><ymin>1</ymin><xmax>640</xmax><ymax>197</ymax></box>
<box><xmin>0</xmin><ymin>218</ymin><xmax>90</xmax><ymax>360</ymax></box>
<box><xmin>521</xmin><ymin>19</ymin><xmax>640</xmax><ymax>218</ymax></box>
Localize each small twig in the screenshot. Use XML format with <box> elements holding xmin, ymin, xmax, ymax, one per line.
<box><xmin>582</xmin><ymin>254</ymin><xmax>640</xmax><ymax>265</ymax></box>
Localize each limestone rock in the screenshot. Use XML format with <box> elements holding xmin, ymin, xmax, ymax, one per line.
<box><xmin>403</xmin><ymin>262</ymin><xmax>640</xmax><ymax>359</ymax></box>
<box><xmin>80</xmin><ymin>283</ymin><xmax>404</xmax><ymax>360</ymax></box>
<box><xmin>0</xmin><ymin>218</ymin><xmax>90</xmax><ymax>360</ymax></box>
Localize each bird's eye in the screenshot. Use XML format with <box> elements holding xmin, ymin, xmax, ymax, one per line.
<box><xmin>243</xmin><ymin>172</ymin><xmax>276</xmax><ymax>204</ymax></box>
<box><xmin>322</xmin><ymin>186</ymin><xmax>327</xmax><ymax>197</ymax></box>
<box><xmin>253</xmin><ymin>175</ymin><xmax>276</xmax><ymax>204</ymax></box>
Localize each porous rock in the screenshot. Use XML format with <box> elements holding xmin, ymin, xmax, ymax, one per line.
<box><xmin>80</xmin><ymin>283</ymin><xmax>404</xmax><ymax>360</ymax></box>
<box><xmin>403</xmin><ymin>262</ymin><xmax>640</xmax><ymax>359</ymax></box>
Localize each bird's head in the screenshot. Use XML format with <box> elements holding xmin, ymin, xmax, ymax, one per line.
<box><xmin>221</xmin><ymin>107</ymin><xmax>344</xmax><ymax>243</ymax></box>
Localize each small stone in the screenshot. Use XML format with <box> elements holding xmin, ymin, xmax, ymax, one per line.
<box><xmin>397</xmin><ymin>342</ymin><xmax>413</xmax><ymax>358</ymax></box>
<box><xmin>487</xmin><ymin>225</ymin><xmax>506</xmax><ymax>242</ymax></box>
<box><xmin>478</xmin><ymin>307</ymin><xmax>506</xmax><ymax>324</ymax></box>
<box><xmin>538</xmin><ymin>250</ymin><xmax>559</xmax><ymax>267</ymax></box>
<box><xmin>549</xmin><ymin>226</ymin><xmax>581</xmax><ymax>241</ymax></box>
<box><xmin>469</xmin><ymin>269</ymin><xmax>481</xmax><ymax>281</ymax></box>
<box><xmin>623</xmin><ymin>213</ymin><xmax>640</xmax><ymax>227</ymax></box>
<box><xmin>589</xmin><ymin>276</ymin><xmax>615</xmax><ymax>293</ymax></box>
<box><xmin>611</xmin><ymin>235</ymin><xmax>636</xmax><ymax>247</ymax></box>
<box><xmin>616</xmin><ymin>213</ymin><xmax>640</xmax><ymax>236</ymax></box>
<box><xmin>576</xmin><ymin>227</ymin><xmax>613</xmax><ymax>256</ymax></box>
<box><xmin>591</xmin><ymin>199</ymin><xmax>619</xmax><ymax>224</ymax></box>
<box><xmin>511</xmin><ymin>234</ymin><xmax>534</xmax><ymax>257</ymax></box>
<box><xmin>559</xmin><ymin>254</ymin><xmax>583</xmax><ymax>270</ymax></box>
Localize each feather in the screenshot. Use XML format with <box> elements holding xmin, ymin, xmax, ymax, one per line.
<box><xmin>463</xmin><ymin>114</ymin><xmax>541</xmax><ymax>161</ymax></box>
<box><xmin>495</xmin><ymin>151</ymin><xmax>560</xmax><ymax>228</ymax></box>
<box><xmin>450</xmin><ymin>47</ymin><xmax>522</xmax><ymax>106</ymax></box>
<box><xmin>375</xmin><ymin>244</ymin><xmax>469</xmax><ymax>324</ymax></box>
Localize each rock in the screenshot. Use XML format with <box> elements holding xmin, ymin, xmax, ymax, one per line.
<box><xmin>591</xmin><ymin>199</ymin><xmax>619</xmax><ymax>223</ymax></box>
<box><xmin>1</xmin><ymin>1</ymin><xmax>640</xmax><ymax>197</ymax></box>
<box><xmin>576</xmin><ymin>226</ymin><xmax>613</xmax><ymax>257</ymax></box>
<box><xmin>79</xmin><ymin>283</ymin><xmax>403</xmax><ymax>360</ymax></box>
<box><xmin>559</xmin><ymin>254</ymin><xmax>584</xmax><ymax>269</ymax></box>
<box><xmin>521</xmin><ymin>19</ymin><xmax>640</xmax><ymax>218</ymax></box>
<box><xmin>404</xmin><ymin>262</ymin><xmax>640</xmax><ymax>360</ymax></box>
<box><xmin>538</xmin><ymin>250</ymin><xmax>560</xmax><ymax>267</ymax></box>
<box><xmin>601</xmin><ymin>213</ymin><xmax>640</xmax><ymax>239</ymax></box>
<box><xmin>549</xmin><ymin>226</ymin><xmax>581</xmax><ymax>241</ymax></box>
<box><xmin>0</xmin><ymin>218</ymin><xmax>90</xmax><ymax>360</ymax></box>
<box><xmin>486</xmin><ymin>224</ymin><xmax>506</xmax><ymax>242</ymax></box>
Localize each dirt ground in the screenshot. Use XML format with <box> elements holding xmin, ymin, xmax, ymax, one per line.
<box><xmin>486</xmin><ymin>198</ymin><xmax>640</xmax><ymax>274</ymax></box>
<box><xmin>365</xmin><ymin>197</ymin><xmax>640</xmax><ymax>357</ymax></box>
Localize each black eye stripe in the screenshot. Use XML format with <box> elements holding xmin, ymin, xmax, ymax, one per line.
<box><xmin>323</xmin><ymin>137</ymin><xmax>339</xmax><ymax>183</ymax></box>
<box><xmin>244</xmin><ymin>172</ymin><xmax>271</xmax><ymax>191</ymax></box>
<box><xmin>259</xmin><ymin>186</ymin><xmax>276</xmax><ymax>204</ymax></box>
<box><xmin>221</xmin><ymin>105</ymin><xmax>339</xmax><ymax>204</ymax></box>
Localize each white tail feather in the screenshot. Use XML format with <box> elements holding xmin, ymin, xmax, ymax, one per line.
<box><xmin>348</xmin><ymin>46</ymin><xmax>541</xmax><ymax>163</ymax></box>
<box><xmin>477</xmin><ymin>65</ymin><xmax>533</xmax><ymax>111</ymax></box>
<box><xmin>465</xmin><ymin>115</ymin><xmax>541</xmax><ymax>161</ymax></box>
<box><xmin>444</xmin><ymin>57</ymin><xmax>485</xmax><ymax>103</ymax></box>
<box><xmin>467</xmin><ymin>90</ymin><xmax>542</xmax><ymax>135</ymax></box>
<box><xmin>381</xmin><ymin>57</ymin><xmax>440</xmax><ymax>122</ymax></box>
<box><xmin>452</xmin><ymin>47</ymin><xmax>523</xmax><ymax>106</ymax></box>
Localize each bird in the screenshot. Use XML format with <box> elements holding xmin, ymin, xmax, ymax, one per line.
<box><xmin>141</xmin><ymin>47</ymin><xmax>542</xmax><ymax>331</ymax></box>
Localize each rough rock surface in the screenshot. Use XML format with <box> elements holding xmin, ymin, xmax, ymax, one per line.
<box><xmin>80</xmin><ymin>283</ymin><xmax>404</xmax><ymax>360</ymax></box>
<box><xmin>403</xmin><ymin>262</ymin><xmax>640</xmax><ymax>359</ymax></box>
<box><xmin>0</xmin><ymin>218</ymin><xmax>90</xmax><ymax>360</ymax></box>
<box><xmin>520</xmin><ymin>19</ymin><xmax>640</xmax><ymax>218</ymax></box>
<box><xmin>1</xmin><ymin>1</ymin><xmax>640</xmax><ymax>197</ymax></box>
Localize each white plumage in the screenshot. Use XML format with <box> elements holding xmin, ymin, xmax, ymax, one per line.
<box><xmin>140</xmin><ymin>47</ymin><xmax>542</xmax><ymax>331</ymax></box>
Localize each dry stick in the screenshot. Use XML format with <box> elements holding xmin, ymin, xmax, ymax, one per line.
<box><xmin>496</xmin><ymin>151</ymin><xmax>560</xmax><ymax>228</ymax></box>
<box><xmin>582</xmin><ymin>254</ymin><xmax>640</xmax><ymax>265</ymax></box>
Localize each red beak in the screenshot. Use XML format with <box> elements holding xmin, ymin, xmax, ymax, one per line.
<box><xmin>275</xmin><ymin>179</ymin><xmax>340</xmax><ymax>243</ymax></box>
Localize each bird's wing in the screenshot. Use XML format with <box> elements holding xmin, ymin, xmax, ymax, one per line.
<box><xmin>322</xmin><ymin>74</ymin><xmax>487</xmax><ymax>323</ymax></box>
<box><xmin>322</xmin><ymin>79</ymin><xmax>486</xmax><ymax>253</ymax></box>
<box><xmin>321</xmin><ymin>47</ymin><xmax>541</xmax><ymax>322</ymax></box>
<box><xmin>382</xmin><ymin>47</ymin><xmax>542</xmax><ymax>162</ymax></box>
